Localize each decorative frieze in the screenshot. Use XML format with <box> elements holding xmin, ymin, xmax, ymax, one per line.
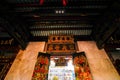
<box><xmin>46</xmin><ymin>35</ymin><xmax>76</xmax><ymax>54</ymax></box>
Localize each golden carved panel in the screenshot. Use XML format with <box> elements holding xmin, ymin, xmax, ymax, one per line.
<box><xmin>46</xmin><ymin>35</ymin><xmax>76</xmax><ymax>54</ymax></box>
<box><xmin>48</xmin><ymin>35</ymin><xmax>74</xmax><ymax>43</ymax></box>
<box><xmin>47</xmin><ymin>43</ymin><xmax>76</xmax><ymax>53</ymax></box>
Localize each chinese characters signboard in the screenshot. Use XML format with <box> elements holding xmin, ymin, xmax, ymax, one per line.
<box><xmin>46</xmin><ymin>35</ymin><xmax>76</xmax><ymax>54</ymax></box>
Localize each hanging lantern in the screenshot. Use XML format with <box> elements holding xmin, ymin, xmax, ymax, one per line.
<box><xmin>39</xmin><ymin>0</ymin><xmax>44</xmax><ymax>5</ymax></box>
<box><xmin>63</xmin><ymin>0</ymin><xmax>67</xmax><ymax>6</ymax></box>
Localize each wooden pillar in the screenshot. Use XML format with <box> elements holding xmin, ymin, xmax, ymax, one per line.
<box><xmin>5</xmin><ymin>42</ymin><xmax>45</xmax><ymax>80</ymax></box>
<box><xmin>77</xmin><ymin>41</ymin><xmax>120</xmax><ymax>80</ymax></box>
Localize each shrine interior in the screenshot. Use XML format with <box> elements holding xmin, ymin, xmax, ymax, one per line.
<box><xmin>0</xmin><ymin>0</ymin><xmax>120</xmax><ymax>80</ymax></box>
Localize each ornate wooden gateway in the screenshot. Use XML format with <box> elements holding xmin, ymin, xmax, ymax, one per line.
<box><xmin>32</xmin><ymin>35</ymin><xmax>92</xmax><ymax>80</ymax></box>
<box><xmin>46</xmin><ymin>35</ymin><xmax>76</xmax><ymax>55</ymax></box>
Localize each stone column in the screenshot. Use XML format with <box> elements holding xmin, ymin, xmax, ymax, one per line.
<box><xmin>77</xmin><ymin>41</ymin><xmax>120</xmax><ymax>80</ymax></box>
<box><xmin>5</xmin><ymin>42</ymin><xmax>45</xmax><ymax>80</ymax></box>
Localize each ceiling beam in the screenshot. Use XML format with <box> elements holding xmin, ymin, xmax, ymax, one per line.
<box><xmin>96</xmin><ymin>22</ymin><xmax>119</xmax><ymax>49</ymax></box>
<box><xmin>0</xmin><ymin>16</ymin><xmax>30</xmax><ymax>50</ymax></box>
<box><xmin>92</xmin><ymin>1</ymin><xmax>120</xmax><ymax>49</ymax></box>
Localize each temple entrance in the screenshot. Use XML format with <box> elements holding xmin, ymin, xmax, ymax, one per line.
<box><xmin>48</xmin><ymin>56</ymin><xmax>75</xmax><ymax>80</ymax></box>
<box><xmin>47</xmin><ymin>35</ymin><xmax>76</xmax><ymax>80</ymax></box>
<box><xmin>32</xmin><ymin>35</ymin><xmax>92</xmax><ymax>80</ymax></box>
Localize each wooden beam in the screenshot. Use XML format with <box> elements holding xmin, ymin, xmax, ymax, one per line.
<box><xmin>0</xmin><ymin>17</ymin><xmax>27</xmax><ymax>50</ymax></box>
<box><xmin>96</xmin><ymin>22</ymin><xmax>119</xmax><ymax>49</ymax></box>
<box><xmin>92</xmin><ymin>1</ymin><xmax>120</xmax><ymax>49</ymax></box>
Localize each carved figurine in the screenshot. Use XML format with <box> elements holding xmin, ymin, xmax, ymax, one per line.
<box><xmin>48</xmin><ymin>45</ymin><xmax>53</xmax><ymax>51</ymax></box>
<box><xmin>62</xmin><ymin>45</ymin><xmax>67</xmax><ymax>51</ymax></box>
<box><xmin>55</xmin><ymin>45</ymin><xmax>60</xmax><ymax>50</ymax></box>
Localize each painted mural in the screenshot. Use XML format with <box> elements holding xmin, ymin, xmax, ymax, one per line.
<box><xmin>73</xmin><ymin>52</ymin><xmax>92</xmax><ymax>80</ymax></box>
<box><xmin>32</xmin><ymin>53</ymin><xmax>50</xmax><ymax>80</ymax></box>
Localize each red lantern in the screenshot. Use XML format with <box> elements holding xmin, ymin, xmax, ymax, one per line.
<box><xmin>63</xmin><ymin>0</ymin><xmax>67</xmax><ymax>6</ymax></box>
<box><xmin>39</xmin><ymin>0</ymin><xmax>44</xmax><ymax>5</ymax></box>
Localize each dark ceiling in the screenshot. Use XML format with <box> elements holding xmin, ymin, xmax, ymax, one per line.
<box><xmin>0</xmin><ymin>0</ymin><xmax>120</xmax><ymax>50</ymax></box>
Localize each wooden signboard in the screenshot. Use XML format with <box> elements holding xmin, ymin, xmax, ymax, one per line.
<box><xmin>47</xmin><ymin>43</ymin><xmax>76</xmax><ymax>53</ymax></box>
<box><xmin>46</xmin><ymin>35</ymin><xmax>76</xmax><ymax>54</ymax></box>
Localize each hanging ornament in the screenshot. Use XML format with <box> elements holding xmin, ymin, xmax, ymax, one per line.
<box><xmin>63</xmin><ymin>0</ymin><xmax>67</xmax><ymax>6</ymax></box>
<box><xmin>39</xmin><ymin>0</ymin><xmax>44</xmax><ymax>5</ymax></box>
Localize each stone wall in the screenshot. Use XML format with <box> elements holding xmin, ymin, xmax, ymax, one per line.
<box><xmin>77</xmin><ymin>41</ymin><xmax>120</xmax><ymax>80</ymax></box>
<box><xmin>5</xmin><ymin>42</ymin><xmax>45</xmax><ymax>80</ymax></box>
